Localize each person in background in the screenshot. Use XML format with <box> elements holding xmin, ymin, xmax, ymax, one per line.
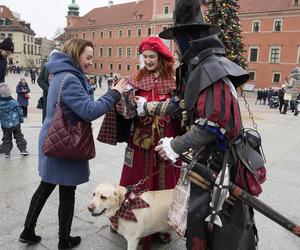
<box><xmin>18</xmin><ymin>38</ymin><xmax>126</xmax><ymax>250</ymax></box>
<box><xmin>29</xmin><ymin>68</ymin><xmax>36</xmax><ymax>84</ymax></box>
<box><xmin>37</xmin><ymin>65</ymin><xmax>50</xmax><ymax>122</ymax></box>
<box><xmin>0</xmin><ymin>37</ymin><xmax>14</xmax><ymax>83</ymax></box>
<box><xmin>107</xmin><ymin>75</ymin><xmax>114</xmax><ymax>90</ymax></box>
<box><xmin>277</xmin><ymin>84</ymin><xmax>285</xmax><ymax>113</ymax></box>
<box><xmin>98</xmin><ymin>74</ymin><xmax>102</xmax><ymax>88</ymax></box>
<box><xmin>0</xmin><ymin>83</ymin><xmax>29</xmax><ymax>158</ymax></box>
<box><xmin>86</xmin><ymin>77</ymin><xmax>96</xmax><ymax>101</ymax></box>
<box><xmin>156</xmin><ymin>0</ymin><xmax>258</xmax><ymax>249</ymax></box>
<box><xmin>16</xmin><ymin>78</ymin><xmax>30</xmax><ymax>118</ymax></box>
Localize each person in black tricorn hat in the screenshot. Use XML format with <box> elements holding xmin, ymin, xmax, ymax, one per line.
<box><xmin>155</xmin><ymin>0</ymin><xmax>265</xmax><ymax>249</ymax></box>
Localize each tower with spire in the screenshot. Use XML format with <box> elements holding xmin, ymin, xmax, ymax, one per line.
<box><xmin>66</xmin><ymin>0</ymin><xmax>80</xmax><ymax>28</ymax></box>
<box><xmin>68</xmin><ymin>0</ymin><xmax>80</xmax><ymax>16</ymax></box>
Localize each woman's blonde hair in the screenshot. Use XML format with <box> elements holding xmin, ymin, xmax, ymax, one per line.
<box><xmin>61</xmin><ymin>38</ymin><xmax>94</xmax><ymax>66</ymax></box>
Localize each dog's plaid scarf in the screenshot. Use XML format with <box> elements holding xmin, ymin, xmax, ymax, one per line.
<box><xmin>109</xmin><ymin>191</ymin><xmax>150</xmax><ymax>230</ymax></box>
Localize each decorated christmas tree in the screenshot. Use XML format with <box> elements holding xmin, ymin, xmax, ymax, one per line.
<box><xmin>205</xmin><ymin>0</ymin><xmax>247</xmax><ymax>69</ymax></box>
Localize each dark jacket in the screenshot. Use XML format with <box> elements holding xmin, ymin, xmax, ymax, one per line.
<box><xmin>39</xmin><ymin>51</ymin><xmax>121</xmax><ymax>186</ymax></box>
<box><xmin>0</xmin><ymin>56</ymin><xmax>7</xmax><ymax>83</ymax></box>
<box><xmin>16</xmin><ymin>82</ymin><xmax>30</xmax><ymax>106</ymax></box>
<box><xmin>37</xmin><ymin>65</ymin><xmax>50</xmax><ymax>121</ymax></box>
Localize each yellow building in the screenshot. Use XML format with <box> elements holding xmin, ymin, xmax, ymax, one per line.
<box><xmin>0</xmin><ymin>5</ymin><xmax>41</xmax><ymax>68</ymax></box>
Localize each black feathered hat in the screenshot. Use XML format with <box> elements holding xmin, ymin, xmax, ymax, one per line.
<box><xmin>159</xmin><ymin>0</ymin><xmax>220</xmax><ymax>40</ymax></box>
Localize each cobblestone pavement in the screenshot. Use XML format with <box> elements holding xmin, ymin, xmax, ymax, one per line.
<box><xmin>0</xmin><ymin>73</ymin><xmax>299</xmax><ymax>250</ymax></box>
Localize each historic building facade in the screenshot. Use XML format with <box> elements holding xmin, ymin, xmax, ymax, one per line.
<box><xmin>239</xmin><ymin>0</ymin><xmax>300</xmax><ymax>88</ymax></box>
<box><xmin>62</xmin><ymin>0</ymin><xmax>175</xmax><ymax>77</ymax></box>
<box><xmin>0</xmin><ymin>5</ymin><xmax>42</xmax><ymax>68</ymax></box>
<box><xmin>60</xmin><ymin>0</ymin><xmax>300</xmax><ymax>88</ymax></box>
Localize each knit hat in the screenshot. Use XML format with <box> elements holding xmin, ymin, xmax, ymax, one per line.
<box><xmin>0</xmin><ymin>37</ymin><xmax>14</xmax><ymax>53</ymax></box>
<box><xmin>0</xmin><ymin>83</ymin><xmax>11</xmax><ymax>97</ymax></box>
<box><xmin>139</xmin><ymin>37</ymin><xmax>174</xmax><ymax>61</ymax></box>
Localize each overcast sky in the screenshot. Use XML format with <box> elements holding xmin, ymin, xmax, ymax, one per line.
<box><xmin>2</xmin><ymin>0</ymin><xmax>133</xmax><ymax>39</ymax></box>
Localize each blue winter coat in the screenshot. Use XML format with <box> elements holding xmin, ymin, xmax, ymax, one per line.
<box><xmin>16</xmin><ymin>82</ymin><xmax>30</xmax><ymax>106</ymax></box>
<box><xmin>40</xmin><ymin>51</ymin><xmax>121</xmax><ymax>186</ymax></box>
<box><xmin>0</xmin><ymin>96</ymin><xmax>23</xmax><ymax>128</ymax></box>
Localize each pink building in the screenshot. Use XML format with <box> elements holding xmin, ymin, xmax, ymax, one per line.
<box><xmin>239</xmin><ymin>0</ymin><xmax>300</xmax><ymax>88</ymax></box>
<box><xmin>63</xmin><ymin>0</ymin><xmax>175</xmax><ymax>77</ymax></box>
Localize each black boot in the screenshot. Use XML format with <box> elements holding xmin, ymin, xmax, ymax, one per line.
<box><xmin>19</xmin><ymin>227</ymin><xmax>41</xmax><ymax>244</ymax></box>
<box><xmin>58</xmin><ymin>185</ymin><xmax>80</xmax><ymax>249</ymax></box>
<box><xmin>58</xmin><ymin>236</ymin><xmax>81</xmax><ymax>249</ymax></box>
<box><xmin>19</xmin><ymin>181</ymin><xmax>55</xmax><ymax>244</ymax></box>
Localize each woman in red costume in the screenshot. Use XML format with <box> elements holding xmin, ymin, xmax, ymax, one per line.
<box><xmin>119</xmin><ymin>37</ymin><xmax>181</xmax><ymax>194</ymax></box>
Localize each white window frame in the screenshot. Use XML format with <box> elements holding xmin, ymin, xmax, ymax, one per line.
<box><xmin>126</xmin><ymin>46</ymin><xmax>131</xmax><ymax>57</ymax></box>
<box><xmin>99</xmin><ymin>62</ymin><xmax>103</xmax><ymax>70</ymax></box>
<box><xmin>108</xmin><ymin>46</ymin><xmax>112</xmax><ymax>57</ymax></box>
<box><xmin>297</xmin><ymin>46</ymin><xmax>300</xmax><ymax>64</ymax></box>
<box><xmin>99</xmin><ymin>47</ymin><xmax>103</xmax><ymax>57</ymax></box>
<box><xmin>273</xmin><ymin>19</ymin><xmax>282</xmax><ymax>32</ymax></box>
<box><xmin>109</xmin><ymin>63</ymin><xmax>113</xmax><ymax>70</ymax></box>
<box><xmin>163</xmin><ymin>5</ymin><xmax>169</xmax><ymax>15</ymax></box>
<box><xmin>126</xmin><ymin>63</ymin><xmax>131</xmax><ymax>72</ymax></box>
<box><xmin>249</xmin><ymin>71</ymin><xmax>256</xmax><ymax>81</ymax></box>
<box><xmin>252</xmin><ymin>20</ymin><xmax>260</xmax><ymax>32</ymax></box>
<box><xmin>137</xmin><ymin>28</ymin><xmax>142</xmax><ymax>37</ymax></box>
<box><xmin>272</xmin><ymin>72</ymin><xmax>281</xmax><ymax>83</ymax></box>
<box><xmin>118</xmin><ymin>63</ymin><xmax>122</xmax><ymax>71</ymax></box>
<box><xmin>118</xmin><ymin>29</ymin><xmax>123</xmax><ymax>38</ymax></box>
<box><xmin>269</xmin><ymin>46</ymin><xmax>281</xmax><ymax>63</ymax></box>
<box><xmin>127</xmin><ymin>29</ymin><xmax>132</xmax><ymax>37</ymax></box>
<box><xmin>248</xmin><ymin>46</ymin><xmax>259</xmax><ymax>62</ymax></box>
<box><xmin>117</xmin><ymin>46</ymin><xmax>123</xmax><ymax>57</ymax></box>
<box><xmin>108</xmin><ymin>30</ymin><xmax>112</xmax><ymax>38</ymax></box>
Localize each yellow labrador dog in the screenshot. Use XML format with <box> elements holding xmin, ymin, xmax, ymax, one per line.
<box><xmin>87</xmin><ymin>183</ymin><xmax>174</xmax><ymax>250</ymax></box>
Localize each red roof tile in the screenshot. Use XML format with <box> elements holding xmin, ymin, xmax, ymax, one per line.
<box><xmin>69</xmin><ymin>0</ymin><xmax>153</xmax><ymax>29</ymax></box>
<box><xmin>0</xmin><ymin>5</ymin><xmax>35</xmax><ymax>35</ymax></box>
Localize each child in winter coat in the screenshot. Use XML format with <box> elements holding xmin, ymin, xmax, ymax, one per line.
<box><xmin>0</xmin><ymin>83</ymin><xmax>29</xmax><ymax>158</ymax></box>
<box><xmin>16</xmin><ymin>78</ymin><xmax>30</xmax><ymax>117</ymax></box>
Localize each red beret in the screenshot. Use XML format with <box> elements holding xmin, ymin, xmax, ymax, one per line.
<box><xmin>139</xmin><ymin>37</ymin><xmax>174</xmax><ymax>61</ymax></box>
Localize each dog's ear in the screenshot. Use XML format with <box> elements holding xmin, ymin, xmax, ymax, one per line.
<box><xmin>114</xmin><ymin>186</ymin><xmax>125</xmax><ymax>208</ymax></box>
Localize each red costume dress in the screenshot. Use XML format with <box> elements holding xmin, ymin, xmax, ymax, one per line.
<box><xmin>119</xmin><ymin>73</ymin><xmax>181</xmax><ymax>191</ymax></box>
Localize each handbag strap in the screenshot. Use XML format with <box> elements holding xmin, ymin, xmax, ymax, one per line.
<box><xmin>56</xmin><ymin>73</ymin><xmax>72</xmax><ymax>106</ymax></box>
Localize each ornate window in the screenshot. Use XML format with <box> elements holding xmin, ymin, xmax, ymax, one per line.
<box><xmin>273</xmin><ymin>19</ymin><xmax>282</xmax><ymax>32</ymax></box>
<box><xmin>269</xmin><ymin>47</ymin><xmax>281</xmax><ymax>63</ymax></box>
<box><xmin>252</xmin><ymin>20</ymin><xmax>260</xmax><ymax>32</ymax></box>
<box><xmin>249</xmin><ymin>47</ymin><xmax>259</xmax><ymax>62</ymax></box>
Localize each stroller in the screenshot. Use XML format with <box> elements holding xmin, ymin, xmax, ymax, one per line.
<box><xmin>269</xmin><ymin>96</ymin><xmax>279</xmax><ymax>109</ymax></box>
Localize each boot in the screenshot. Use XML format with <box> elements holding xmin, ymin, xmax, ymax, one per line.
<box><xmin>58</xmin><ymin>236</ymin><xmax>81</xmax><ymax>249</ymax></box>
<box><xmin>19</xmin><ymin>181</ymin><xmax>55</xmax><ymax>244</ymax></box>
<box><xmin>19</xmin><ymin>227</ymin><xmax>41</xmax><ymax>244</ymax></box>
<box><xmin>58</xmin><ymin>185</ymin><xmax>80</xmax><ymax>249</ymax></box>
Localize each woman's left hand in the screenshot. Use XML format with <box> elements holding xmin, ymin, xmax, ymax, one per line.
<box><xmin>112</xmin><ymin>78</ymin><xmax>127</xmax><ymax>94</ymax></box>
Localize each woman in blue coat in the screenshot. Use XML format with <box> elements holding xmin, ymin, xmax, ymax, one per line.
<box><xmin>16</xmin><ymin>78</ymin><xmax>30</xmax><ymax>117</ymax></box>
<box><xmin>19</xmin><ymin>38</ymin><xmax>127</xmax><ymax>249</ymax></box>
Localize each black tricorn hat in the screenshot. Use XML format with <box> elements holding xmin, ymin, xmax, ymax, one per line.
<box><xmin>159</xmin><ymin>0</ymin><xmax>220</xmax><ymax>40</ymax></box>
